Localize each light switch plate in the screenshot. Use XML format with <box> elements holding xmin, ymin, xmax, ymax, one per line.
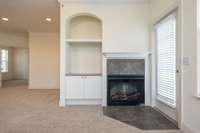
<box><xmin>183</xmin><ymin>57</ymin><xmax>191</xmax><ymax>66</ymax></box>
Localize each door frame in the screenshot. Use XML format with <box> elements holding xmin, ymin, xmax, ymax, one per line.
<box><xmin>176</xmin><ymin>5</ymin><xmax>182</xmax><ymax>128</ymax></box>
<box><xmin>153</xmin><ymin>5</ymin><xmax>182</xmax><ymax>127</ymax></box>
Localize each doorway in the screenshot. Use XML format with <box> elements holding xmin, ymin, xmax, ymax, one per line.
<box><xmin>153</xmin><ymin>10</ymin><xmax>181</xmax><ymax>126</ymax></box>
<box><xmin>0</xmin><ymin>47</ymin><xmax>29</xmax><ymax>87</ymax></box>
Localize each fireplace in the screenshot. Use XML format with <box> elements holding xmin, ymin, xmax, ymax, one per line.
<box><xmin>107</xmin><ymin>59</ymin><xmax>145</xmax><ymax>106</ymax></box>
<box><xmin>107</xmin><ymin>75</ymin><xmax>144</xmax><ymax>106</ymax></box>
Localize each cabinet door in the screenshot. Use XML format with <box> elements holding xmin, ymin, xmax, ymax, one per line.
<box><xmin>84</xmin><ymin>76</ymin><xmax>102</xmax><ymax>99</ymax></box>
<box><xmin>66</xmin><ymin>76</ymin><xmax>84</xmax><ymax>99</ymax></box>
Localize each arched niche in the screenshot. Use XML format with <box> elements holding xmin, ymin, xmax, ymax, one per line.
<box><xmin>66</xmin><ymin>13</ymin><xmax>102</xmax><ymax>39</ymax></box>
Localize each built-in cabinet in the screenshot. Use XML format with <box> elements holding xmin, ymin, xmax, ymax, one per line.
<box><xmin>66</xmin><ymin>76</ymin><xmax>84</xmax><ymax>99</ymax></box>
<box><xmin>64</xmin><ymin>15</ymin><xmax>102</xmax><ymax>105</ymax></box>
<box><xmin>66</xmin><ymin>76</ymin><xmax>102</xmax><ymax>99</ymax></box>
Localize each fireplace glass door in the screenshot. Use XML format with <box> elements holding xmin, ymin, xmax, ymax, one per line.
<box><xmin>107</xmin><ymin>76</ymin><xmax>144</xmax><ymax>106</ymax></box>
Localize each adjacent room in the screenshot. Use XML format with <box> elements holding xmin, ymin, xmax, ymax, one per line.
<box><xmin>0</xmin><ymin>0</ymin><xmax>199</xmax><ymax>133</ymax></box>
<box><xmin>0</xmin><ymin>38</ymin><xmax>29</xmax><ymax>87</ymax></box>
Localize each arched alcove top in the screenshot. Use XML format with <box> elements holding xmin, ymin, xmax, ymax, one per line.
<box><xmin>67</xmin><ymin>12</ymin><xmax>102</xmax><ymax>22</ymax></box>
<box><xmin>66</xmin><ymin>13</ymin><xmax>102</xmax><ymax>39</ymax></box>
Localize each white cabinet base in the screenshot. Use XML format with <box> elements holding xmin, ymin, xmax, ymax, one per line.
<box><xmin>66</xmin><ymin>99</ymin><xmax>102</xmax><ymax>105</ymax></box>
<box><xmin>65</xmin><ymin>76</ymin><xmax>102</xmax><ymax>105</ymax></box>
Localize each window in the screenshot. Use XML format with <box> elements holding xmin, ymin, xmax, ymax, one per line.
<box><xmin>1</xmin><ymin>49</ymin><xmax>9</xmax><ymax>73</ymax></box>
<box><xmin>155</xmin><ymin>14</ymin><xmax>176</xmax><ymax>107</ymax></box>
<box><xmin>198</xmin><ymin>0</ymin><xmax>200</xmax><ymax>97</ymax></box>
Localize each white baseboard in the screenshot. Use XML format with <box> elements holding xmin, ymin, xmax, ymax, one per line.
<box><xmin>59</xmin><ymin>98</ymin><xmax>66</xmax><ymax>107</ymax></box>
<box><xmin>29</xmin><ymin>84</ymin><xmax>59</xmax><ymax>89</ymax></box>
<box><xmin>66</xmin><ymin>99</ymin><xmax>102</xmax><ymax>105</ymax></box>
<box><xmin>28</xmin><ymin>86</ymin><xmax>59</xmax><ymax>89</ymax></box>
<box><xmin>181</xmin><ymin>122</ymin><xmax>199</xmax><ymax>133</ymax></box>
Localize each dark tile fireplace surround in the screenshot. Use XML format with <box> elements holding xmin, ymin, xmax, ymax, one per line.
<box><xmin>105</xmin><ymin>59</ymin><xmax>178</xmax><ymax>130</ymax></box>
<box><xmin>107</xmin><ymin>59</ymin><xmax>145</xmax><ymax>106</ymax></box>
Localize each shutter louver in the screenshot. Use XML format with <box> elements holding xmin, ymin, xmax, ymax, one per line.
<box><xmin>156</xmin><ymin>14</ymin><xmax>176</xmax><ymax>107</ymax></box>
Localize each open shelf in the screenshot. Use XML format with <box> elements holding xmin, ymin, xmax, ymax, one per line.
<box><xmin>65</xmin><ymin>39</ymin><xmax>102</xmax><ymax>43</ymax></box>
<box><xmin>68</xmin><ymin>43</ymin><xmax>102</xmax><ymax>74</ymax></box>
<box><xmin>65</xmin><ymin>15</ymin><xmax>102</xmax><ymax>75</ymax></box>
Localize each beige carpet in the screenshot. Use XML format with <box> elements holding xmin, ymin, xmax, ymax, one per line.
<box><xmin>0</xmin><ymin>84</ymin><xmax>181</xmax><ymax>133</ymax></box>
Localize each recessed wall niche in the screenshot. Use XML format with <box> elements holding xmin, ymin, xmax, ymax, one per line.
<box><xmin>66</xmin><ymin>15</ymin><xmax>102</xmax><ymax>39</ymax></box>
<box><xmin>65</xmin><ymin>14</ymin><xmax>102</xmax><ymax>75</ymax></box>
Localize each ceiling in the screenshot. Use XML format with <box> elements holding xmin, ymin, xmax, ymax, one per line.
<box><xmin>0</xmin><ymin>0</ymin><xmax>59</xmax><ymax>33</ymax></box>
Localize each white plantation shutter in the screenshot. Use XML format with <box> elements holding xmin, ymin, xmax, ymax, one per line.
<box><xmin>156</xmin><ymin>14</ymin><xmax>176</xmax><ymax>107</ymax></box>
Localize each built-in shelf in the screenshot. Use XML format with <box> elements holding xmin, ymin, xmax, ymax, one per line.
<box><xmin>65</xmin><ymin>39</ymin><xmax>102</xmax><ymax>43</ymax></box>
<box><xmin>63</xmin><ymin>14</ymin><xmax>103</xmax><ymax>106</ymax></box>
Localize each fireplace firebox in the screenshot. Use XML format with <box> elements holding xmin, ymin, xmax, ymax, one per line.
<box><xmin>107</xmin><ymin>75</ymin><xmax>144</xmax><ymax>106</ymax></box>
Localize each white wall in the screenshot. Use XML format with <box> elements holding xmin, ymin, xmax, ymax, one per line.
<box><xmin>181</xmin><ymin>0</ymin><xmax>200</xmax><ymax>132</ymax></box>
<box><xmin>13</xmin><ymin>48</ymin><xmax>29</xmax><ymax>80</ymax></box>
<box><xmin>61</xmin><ymin>2</ymin><xmax>150</xmax><ymax>53</ymax></box>
<box><xmin>29</xmin><ymin>32</ymin><xmax>59</xmax><ymax>89</ymax></box>
<box><xmin>0</xmin><ymin>31</ymin><xmax>28</xmax><ymax>48</ymax></box>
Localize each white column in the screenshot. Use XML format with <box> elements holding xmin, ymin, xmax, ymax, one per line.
<box><xmin>59</xmin><ymin>3</ymin><xmax>66</xmax><ymax>107</ymax></box>
<box><xmin>102</xmin><ymin>54</ymin><xmax>107</xmax><ymax>106</ymax></box>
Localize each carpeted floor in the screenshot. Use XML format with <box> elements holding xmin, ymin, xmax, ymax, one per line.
<box><xmin>0</xmin><ymin>84</ymin><xmax>181</xmax><ymax>133</ymax></box>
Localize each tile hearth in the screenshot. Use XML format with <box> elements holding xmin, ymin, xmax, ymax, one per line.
<box><xmin>103</xmin><ymin>106</ymin><xmax>178</xmax><ymax>130</ymax></box>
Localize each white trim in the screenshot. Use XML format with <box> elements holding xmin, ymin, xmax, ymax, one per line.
<box><xmin>58</xmin><ymin>0</ymin><xmax>150</xmax><ymax>4</ymax></box>
<box><xmin>154</xmin><ymin>13</ymin><xmax>177</xmax><ymax>29</ymax></box>
<box><xmin>197</xmin><ymin>0</ymin><xmax>200</xmax><ymax>97</ymax></box>
<box><xmin>102</xmin><ymin>52</ymin><xmax>152</xmax><ymax>106</ymax></box>
<box><xmin>103</xmin><ymin>52</ymin><xmax>151</xmax><ymax>59</ymax></box>
<box><xmin>66</xmin><ymin>99</ymin><xmax>102</xmax><ymax>105</ymax></box>
<box><xmin>151</xmin><ymin>0</ymin><xmax>181</xmax><ymax>26</ymax></box>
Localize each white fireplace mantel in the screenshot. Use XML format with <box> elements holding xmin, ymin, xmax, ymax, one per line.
<box><xmin>102</xmin><ymin>52</ymin><xmax>152</xmax><ymax>106</ymax></box>
<box><xmin>103</xmin><ymin>52</ymin><xmax>151</xmax><ymax>59</ymax></box>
